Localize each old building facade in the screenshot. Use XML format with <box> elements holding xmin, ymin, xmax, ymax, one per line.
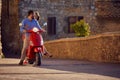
<box><xmin>0</xmin><ymin>0</ymin><xmax>120</xmax><ymax>55</ymax></box>
<box><xmin>19</xmin><ymin>0</ymin><xmax>96</xmax><ymax>40</ymax></box>
<box><xmin>19</xmin><ymin>0</ymin><xmax>120</xmax><ymax>40</ymax></box>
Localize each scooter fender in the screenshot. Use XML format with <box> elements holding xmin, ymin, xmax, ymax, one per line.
<box><xmin>34</xmin><ymin>47</ymin><xmax>42</xmax><ymax>53</ymax></box>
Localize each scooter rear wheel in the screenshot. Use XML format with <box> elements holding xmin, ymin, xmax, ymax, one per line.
<box><xmin>34</xmin><ymin>53</ymin><xmax>42</xmax><ymax>66</ymax></box>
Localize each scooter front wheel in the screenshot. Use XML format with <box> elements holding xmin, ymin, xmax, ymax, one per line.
<box><xmin>34</xmin><ymin>52</ymin><xmax>42</xmax><ymax>66</ymax></box>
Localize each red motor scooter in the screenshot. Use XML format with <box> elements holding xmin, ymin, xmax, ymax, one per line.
<box><xmin>24</xmin><ymin>27</ymin><xmax>44</xmax><ymax>66</ymax></box>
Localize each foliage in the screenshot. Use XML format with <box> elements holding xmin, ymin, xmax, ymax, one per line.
<box><xmin>71</xmin><ymin>20</ymin><xmax>90</xmax><ymax>37</ymax></box>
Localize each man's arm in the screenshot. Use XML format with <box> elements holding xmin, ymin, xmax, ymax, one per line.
<box><xmin>20</xmin><ymin>20</ymin><xmax>27</xmax><ymax>33</ymax></box>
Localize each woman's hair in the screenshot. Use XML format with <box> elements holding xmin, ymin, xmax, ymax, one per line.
<box><xmin>35</xmin><ymin>11</ymin><xmax>40</xmax><ymax>20</ymax></box>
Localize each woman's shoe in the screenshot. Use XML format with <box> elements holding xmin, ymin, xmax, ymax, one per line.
<box><xmin>44</xmin><ymin>52</ymin><xmax>53</xmax><ymax>58</ymax></box>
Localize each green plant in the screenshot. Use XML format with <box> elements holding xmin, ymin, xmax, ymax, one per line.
<box><xmin>71</xmin><ymin>20</ymin><xmax>90</xmax><ymax>37</ymax></box>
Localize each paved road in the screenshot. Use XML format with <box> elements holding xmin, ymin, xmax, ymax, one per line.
<box><xmin>0</xmin><ymin>58</ymin><xmax>120</xmax><ymax>80</ymax></box>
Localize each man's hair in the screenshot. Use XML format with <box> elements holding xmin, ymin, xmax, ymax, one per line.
<box><xmin>27</xmin><ymin>10</ymin><xmax>34</xmax><ymax>16</ymax></box>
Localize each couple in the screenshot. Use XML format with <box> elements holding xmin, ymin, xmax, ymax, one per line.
<box><xmin>19</xmin><ymin>10</ymin><xmax>52</xmax><ymax>65</ymax></box>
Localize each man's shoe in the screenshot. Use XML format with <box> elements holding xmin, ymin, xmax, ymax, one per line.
<box><xmin>18</xmin><ymin>60</ymin><xmax>23</xmax><ymax>65</ymax></box>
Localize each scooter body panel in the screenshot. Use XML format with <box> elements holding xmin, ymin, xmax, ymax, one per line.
<box><xmin>27</xmin><ymin>30</ymin><xmax>44</xmax><ymax>60</ymax></box>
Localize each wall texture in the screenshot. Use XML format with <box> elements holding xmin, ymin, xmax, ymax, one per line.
<box><xmin>94</xmin><ymin>0</ymin><xmax>120</xmax><ymax>34</ymax></box>
<box><xmin>0</xmin><ymin>0</ymin><xmax>120</xmax><ymax>60</ymax></box>
<box><xmin>45</xmin><ymin>32</ymin><xmax>120</xmax><ymax>63</ymax></box>
<box><xmin>19</xmin><ymin>0</ymin><xmax>120</xmax><ymax>40</ymax></box>
<box><xmin>0</xmin><ymin>0</ymin><xmax>2</xmax><ymax>57</ymax></box>
<box><xmin>1</xmin><ymin>0</ymin><xmax>20</xmax><ymax>55</ymax></box>
<box><xmin>19</xmin><ymin>0</ymin><xmax>96</xmax><ymax>40</ymax></box>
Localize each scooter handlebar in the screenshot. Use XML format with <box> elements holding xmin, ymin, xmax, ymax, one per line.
<box><xmin>27</xmin><ymin>29</ymin><xmax>44</xmax><ymax>33</ymax></box>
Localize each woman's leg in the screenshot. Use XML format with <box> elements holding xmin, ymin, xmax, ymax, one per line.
<box><xmin>43</xmin><ymin>46</ymin><xmax>52</xmax><ymax>57</ymax></box>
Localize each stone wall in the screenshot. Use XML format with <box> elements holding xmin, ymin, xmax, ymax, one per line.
<box><xmin>95</xmin><ymin>0</ymin><xmax>120</xmax><ymax>17</ymax></box>
<box><xmin>0</xmin><ymin>0</ymin><xmax>2</xmax><ymax>57</ymax></box>
<box><xmin>19</xmin><ymin>0</ymin><xmax>120</xmax><ymax>40</ymax></box>
<box><xmin>94</xmin><ymin>0</ymin><xmax>120</xmax><ymax>34</ymax></box>
<box><xmin>45</xmin><ymin>32</ymin><xmax>120</xmax><ymax>63</ymax></box>
<box><xmin>0</xmin><ymin>0</ymin><xmax>120</xmax><ymax>58</ymax></box>
<box><xmin>1</xmin><ymin>0</ymin><xmax>20</xmax><ymax>55</ymax></box>
<box><xmin>19</xmin><ymin>0</ymin><xmax>96</xmax><ymax>40</ymax></box>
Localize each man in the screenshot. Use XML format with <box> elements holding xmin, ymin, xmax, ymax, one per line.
<box><xmin>19</xmin><ymin>10</ymin><xmax>43</xmax><ymax>65</ymax></box>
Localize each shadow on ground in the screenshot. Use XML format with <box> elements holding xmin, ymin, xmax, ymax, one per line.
<box><xmin>0</xmin><ymin>58</ymin><xmax>120</xmax><ymax>78</ymax></box>
<box><xmin>40</xmin><ymin>59</ymin><xmax>120</xmax><ymax>78</ymax></box>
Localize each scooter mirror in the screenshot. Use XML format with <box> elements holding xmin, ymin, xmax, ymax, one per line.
<box><xmin>19</xmin><ymin>23</ymin><xmax>22</xmax><ymax>27</ymax></box>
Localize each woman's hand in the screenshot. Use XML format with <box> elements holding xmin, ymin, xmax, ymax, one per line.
<box><xmin>41</xmin><ymin>29</ymin><xmax>46</xmax><ymax>32</ymax></box>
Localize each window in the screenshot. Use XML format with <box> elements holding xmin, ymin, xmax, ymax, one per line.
<box><xmin>47</xmin><ymin>17</ymin><xmax>56</xmax><ymax>35</ymax></box>
<box><xmin>68</xmin><ymin>16</ymin><xmax>83</xmax><ymax>33</ymax></box>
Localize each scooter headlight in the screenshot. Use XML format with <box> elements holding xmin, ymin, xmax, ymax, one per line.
<box><xmin>33</xmin><ymin>27</ymin><xmax>39</xmax><ymax>32</ymax></box>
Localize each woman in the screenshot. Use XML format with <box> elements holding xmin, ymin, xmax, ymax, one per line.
<box><xmin>34</xmin><ymin>11</ymin><xmax>52</xmax><ymax>57</ymax></box>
